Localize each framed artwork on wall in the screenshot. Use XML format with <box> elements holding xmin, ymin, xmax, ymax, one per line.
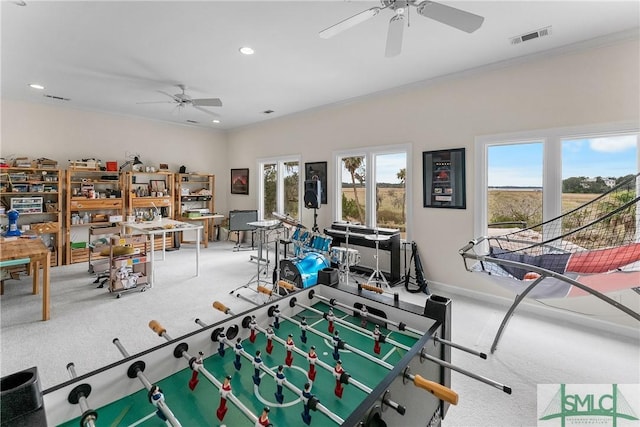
<box><xmin>231</xmin><ymin>168</ymin><xmax>249</xmax><ymax>195</ymax></box>
<box><xmin>423</xmin><ymin>148</ymin><xmax>466</xmax><ymax>209</ymax></box>
<box><xmin>304</xmin><ymin>161</ymin><xmax>328</xmax><ymax>204</ymax></box>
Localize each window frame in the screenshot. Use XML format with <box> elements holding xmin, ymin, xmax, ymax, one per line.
<box><xmin>475</xmin><ymin>122</ymin><xmax>639</xmax><ymax>239</ymax></box>
<box><xmin>333</xmin><ymin>143</ymin><xmax>412</xmax><ymax>239</ymax></box>
<box><xmin>257</xmin><ymin>155</ymin><xmax>301</xmax><ymax>220</ymax></box>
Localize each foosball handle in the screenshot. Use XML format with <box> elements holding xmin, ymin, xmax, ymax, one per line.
<box><xmin>360</xmin><ymin>283</ymin><xmax>384</xmax><ymax>294</ymax></box>
<box><xmin>413</xmin><ymin>374</ymin><xmax>459</xmax><ymax>405</ymax></box>
<box><xmin>149</xmin><ymin>320</ymin><xmax>166</xmax><ymax>337</ymax></box>
<box><xmin>213</xmin><ymin>301</ymin><xmax>230</xmax><ymax>314</ymax></box>
<box><xmin>257</xmin><ymin>285</ymin><xmax>273</xmax><ymax>296</ymax></box>
<box><xmin>278</xmin><ymin>280</ymin><xmax>296</xmax><ymax>291</ymax></box>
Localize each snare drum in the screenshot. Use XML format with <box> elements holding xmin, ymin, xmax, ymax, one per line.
<box><xmin>330</xmin><ymin>247</ymin><xmax>360</xmax><ymax>266</ymax></box>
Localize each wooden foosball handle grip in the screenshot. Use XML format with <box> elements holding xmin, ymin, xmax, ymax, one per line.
<box><xmin>413</xmin><ymin>374</ymin><xmax>459</xmax><ymax>405</ymax></box>
<box><xmin>361</xmin><ymin>283</ymin><xmax>384</xmax><ymax>294</ymax></box>
<box><xmin>213</xmin><ymin>301</ymin><xmax>229</xmax><ymax>314</ymax></box>
<box><xmin>278</xmin><ymin>280</ymin><xmax>295</xmax><ymax>290</ymax></box>
<box><xmin>149</xmin><ymin>320</ymin><xmax>166</xmax><ymax>336</ymax></box>
<box><xmin>257</xmin><ymin>285</ymin><xmax>273</xmax><ymax>296</ymax></box>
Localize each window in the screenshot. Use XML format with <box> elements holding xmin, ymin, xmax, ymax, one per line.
<box><xmin>476</xmin><ymin>124</ymin><xmax>639</xmax><ymax>238</ymax></box>
<box><xmin>258</xmin><ymin>157</ymin><xmax>300</xmax><ymax>220</ymax></box>
<box><xmin>335</xmin><ymin>144</ymin><xmax>410</xmax><ymax>238</ymax></box>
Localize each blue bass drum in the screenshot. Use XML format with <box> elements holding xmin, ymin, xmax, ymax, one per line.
<box><xmin>279</xmin><ymin>252</ymin><xmax>330</xmax><ymax>288</ymax></box>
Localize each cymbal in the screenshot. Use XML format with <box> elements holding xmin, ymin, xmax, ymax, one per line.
<box><xmin>272</xmin><ymin>212</ymin><xmax>306</xmax><ymax>228</ymax></box>
<box><xmin>365</xmin><ymin>233</ymin><xmax>391</xmax><ymax>241</ymax></box>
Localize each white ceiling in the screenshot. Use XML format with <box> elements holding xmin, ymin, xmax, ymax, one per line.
<box><xmin>2</xmin><ymin>1</ymin><xmax>639</xmax><ymax>131</ymax></box>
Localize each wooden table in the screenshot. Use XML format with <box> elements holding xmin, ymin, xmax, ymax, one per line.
<box><xmin>0</xmin><ymin>238</ymin><xmax>51</xmax><ymax>321</ymax></box>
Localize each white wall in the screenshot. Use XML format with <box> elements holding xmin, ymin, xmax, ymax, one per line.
<box><xmin>227</xmin><ymin>38</ymin><xmax>640</xmax><ymax>326</ymax></box>
<box><xmin>0</xmin><ymin>101</ymin><xmax>230</xmax><ymax>214</ymax></box>
<box><xmin>2</xmin><ymin>37</ymin><xmax>639</xmax><ymax>326</ymax></box>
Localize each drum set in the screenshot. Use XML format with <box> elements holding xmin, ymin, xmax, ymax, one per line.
<box><xmin>273</xmin><ymin>214</ymin><xmax>361</xmax><ymax>288</ymax></box>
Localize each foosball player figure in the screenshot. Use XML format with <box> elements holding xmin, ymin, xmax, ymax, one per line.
<box><xmin>216</xmin><ymin>375</ymin><xmax>232</xmax><ymax>421</ymax></box>
<box><xmin>332</xmin><ymin>330</ymin><xmax>343</xmax><ymax>361</ymax></box>
<box><xmin>149</xmin><ymin>385</ymin><xmax>167</xmax><ymax>422</ymax></box>
<box><xmin>253</xmin><ymin>350</ymin><xmax>263</xmax><ymax>386</ymax></box>
<box><xmin>300</xmin><ymin>382</ymin><xmax>320</xmax><ymax>426</ymax></box>
<box><xmin>249</xmin><ymin>315</ymin><xmax>258</xmax><ymax>343</ymax></box>
<box><xmin>188</xmin><ymin>351</ymin><xmax>204</xmax><ymax>390</ymax></box>
<box><xmin>256</xmin><ymin>406</ymin><xmax>272</xmax><ymax>427</ymax></box>
<box><xmin>333</xmin><ymin>359</ymin><xmax>350</xmax><ymax>398</ymax></box>
<box><xmin>300</xmin><ymin>316</ymin><xmax>308</xmax><ymax>343</ymax></box>
<box><xmin>233</xmin><ymin>337</ymin><xmax>243</xmax><ymax>371</ymax></box>
<box><xmin>373</xmin><ymin>324</ymin><xmax>385</xmax><ymax>355</ymax></box>
<box><xmin>274</xmin><ymin>365</ymin><xmax>286</xmax><ymax>404</ymax></box>
<box><xmin>285</xmin><ymin>333</ymin><xmax>295</xmax><ymax>367</ymax></box>
<box><xmin>359</xmin><ymin>305</ymin><xmax>369</xmax><ymax>328</ymax></box>
<box><xmin>307</xmin><ymin>345</ymin><xmax>318</xmax><ymax>381</ymax></box>
<box><xmin>265</xmin><ymin>324</ymin><xmax>275</xmax><ymax>354</ymax></box>
<box><xmin>326</xmin><ymin>308</ymin><xmax>336</xmax><ymax>333</ymax></box>
<box><xmin>272</xmin><ymin>305</ymin><xmax>281</xmax><ymax>330</ymax></box>
<box><xmin>217</xmin><ymin>330</ymin><xmax>226</xmax><ymax>357</ymax></box>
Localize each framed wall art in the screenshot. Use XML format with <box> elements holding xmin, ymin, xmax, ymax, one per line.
<box><xmin>231</xmin><ymin>168</ymin><xmax>249</xmax><ymax>195</ymax></box>
<box><xmin>304</xmin><ymin>161</ymin><xmax>327</xmax><ymax>204</ymax></box>
<box><xmin>423</xmin><ymin>148</ymin><xmax>466</xmax><ymax>209</ymax></box>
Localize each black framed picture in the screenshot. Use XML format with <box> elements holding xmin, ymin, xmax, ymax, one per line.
<box><xmin>423</xmin><ymin>148</ymin><xmax>466</xmax><ymax>209</ymax></box>
<box><xmin>304</xmin><ymin>161</ymin><xmax>327</xmax><ymax>204</ymax></box>
<box><xmin>231</xmin><ymin>168</ymin><xmax>249</xmax><ymax>195</ymax></box>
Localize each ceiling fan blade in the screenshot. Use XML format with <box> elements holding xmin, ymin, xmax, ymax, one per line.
<box><xmin>319</xmin><ymin>7</ymin><xmax>381</xmax><ymax>39</ymax></box>
<box><xmin>192</xmin><ymin>105</ymin><xmax>220</xmax><ymax>117</ymax></box>
<box><xmin>385</xmin><ymin>13</ymin><xmax>405</xmax><ymax>57</ymax></box>
<box><xmin>158</xmin><ymin>90</ymin><xmax>181</xmax><ymax>102</ymax></box>
<box><xmin>416</xmin><ymin>0</ymin><xmax>484</xmax><ymax>33</ymax></box>
<box><xmin>136</xmin><ymin>101</ymin><xmax>176</xmax><ymax>105</ymax></box>
<box><xmin>192</xmin><ymin>98</ymin><xmax>223</xmax><ymax>107</ymax></box>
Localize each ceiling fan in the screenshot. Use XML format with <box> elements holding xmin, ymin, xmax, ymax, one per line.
<box><xmin>138</xmin><ymin>84</ymin><xmax>222</xmax><ymax>116</ymax></box>
<box><xmin>319</xmin><ymin>0</ymin><xmax>484</xmax><ymax>57</ymax></box>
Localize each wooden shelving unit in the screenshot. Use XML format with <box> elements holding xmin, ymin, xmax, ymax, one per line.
<box><xmin>125</xmin><ymin>171</ymin><xmax>175</xmax><ymax>251</ymax></box>
<box><xmin>65</xmin><ymin>168</ymin><xmax>124</xmax><ymax>264</ymax></box>
<box><xmin>174</xmin><ymin>173</ymin><xmax>216</xmax><ymax>246</ymax></box>
<box><xmin>1</xmin><ymin>166</ymin><xmax>63</xmax><ymax>266</ymax></box>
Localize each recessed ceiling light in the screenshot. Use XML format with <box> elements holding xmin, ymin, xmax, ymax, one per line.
<box><xmin>212</xmin><ymin>119</ymin><xmax>220</xmax><ymax>124</ymax></box>
<box><xmin>29</xmin><ymin>83</ymin><xmax>45</xmax><ymax>90</ymax></box>
<box><xmin>239</xmin><ymin>46</ymin><xmax>254</xmax><ymax>55</ymax></box>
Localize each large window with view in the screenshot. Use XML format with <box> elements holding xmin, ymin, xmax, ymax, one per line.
<box><xmin>259</xmin><ymin>158</ymin><xmax>300</xmax><ymax>220</ymax></box>
<box><xmin>336</xmin><ymin>145</ymin><xmax>409</xmax><ymax>238</ymax></box>
<box><xmin>477</xmin><ymin>127</ymin><xmax>639</xmax><ymax>242</ymax></box>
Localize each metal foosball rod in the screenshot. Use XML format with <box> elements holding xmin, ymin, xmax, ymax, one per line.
<box><xmin>232</xmin><ymin>295</ymin><xmax>460</xmax><ymax>406</ymax></box>
<box><xmin>146</xmin><ymin>320</ymin><xmax>261</xmax><ymax>424</ymax></box>
<box><xmin>206</xmin><ymin>304</ymin><xmax>407</xmax><ymax>414</ymax></box>
<box><xmin>66</xmin><ymin>363</ymin><xmax>98</xmax><ymax>427</ymax></box>
<box><xmin>194</xmin><ymin>313</ymin><xmax>345</xmax><ymax>425</ymax></box>
<box><xmin>310</xmin><ymin>292</ymin><xmax>487</xmax><ymax>359</ymax></box>
<box><xmin>307</xmin><ymin>294</ymin><xmax>512</xmax><ymax>394</ymax></box>
<box><xmin>112</xmin><ymin>338</ymin><xmax>183</xmax><ymax>427</ymax></box>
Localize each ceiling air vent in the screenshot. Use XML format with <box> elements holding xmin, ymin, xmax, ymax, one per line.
<box><xmin>186</xmin><ymin>120</ymin><xmax>198</xmax><ymax>124</ymax></box>
<box><xmin>510</xmin><ymin>26</ymin><xmax>552</xmax><ymax>45</ymax></box>
<box><xmin>262</xmin><ymin>110</ymin><xmax>275</xmax><ymax>115</ymax></box>
<box><xmin>43</xmin><ymin>94</ymin><xmax>70</xmax><ymax>101</ymax></box>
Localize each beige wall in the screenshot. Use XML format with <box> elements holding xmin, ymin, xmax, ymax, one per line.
<box><xmin>2</xmin><ymin>37</ymin><xmax>639</xmax><ymax>326</ymax></box>
<box><xmin>1</xmin><ymin>101</ymin><xmax>230</xmax><ymax>214</ymax></box>
<box><xmin>228</xmin><ymin>38</ymin><xmax>640</xmax><ymax>325</ymax></box>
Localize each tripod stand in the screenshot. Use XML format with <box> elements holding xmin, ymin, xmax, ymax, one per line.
<box><xmin>364</xmin><ymin>231</ymin><xmax>391</xmax><ymax>289</ymax></box>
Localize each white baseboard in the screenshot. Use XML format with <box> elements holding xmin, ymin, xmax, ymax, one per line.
<box><xmin>428</xmin><ymin>281</ymin><xmax>640</xmax><ymax>341</ymax></box>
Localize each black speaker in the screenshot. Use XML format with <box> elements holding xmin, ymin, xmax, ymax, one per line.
<box><xmin>304</xmin><ymin>179</ymin><xmax>321</xmax><ymax>209</ymax></box>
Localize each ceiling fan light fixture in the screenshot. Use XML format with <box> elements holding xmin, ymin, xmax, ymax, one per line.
<box><xmin>29</xmin><ymin>83</ymin><xmax>45</xmax><ymax>90</ymax></box>
<box><xmin>239</xmin><ymin>46</ymin><xmax>255</xmax><ymax>55</ymax></box>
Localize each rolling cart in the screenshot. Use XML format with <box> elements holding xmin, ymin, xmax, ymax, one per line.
<box><xmin>107</xmin><ymin>234</ymin><xmax>150</xmax><ymax>298</ymax></box>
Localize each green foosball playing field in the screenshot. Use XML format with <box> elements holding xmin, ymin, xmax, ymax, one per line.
<box><xmin>59</xmin><ymin>302</ymin><xmax>419</xmax><ymax>427</ymax></box>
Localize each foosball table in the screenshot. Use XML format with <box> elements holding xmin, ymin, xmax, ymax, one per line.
<box><xmin>2</xmin><ymin>284</ymin><xmax>510</xmax><ymax>426</ymax></box>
